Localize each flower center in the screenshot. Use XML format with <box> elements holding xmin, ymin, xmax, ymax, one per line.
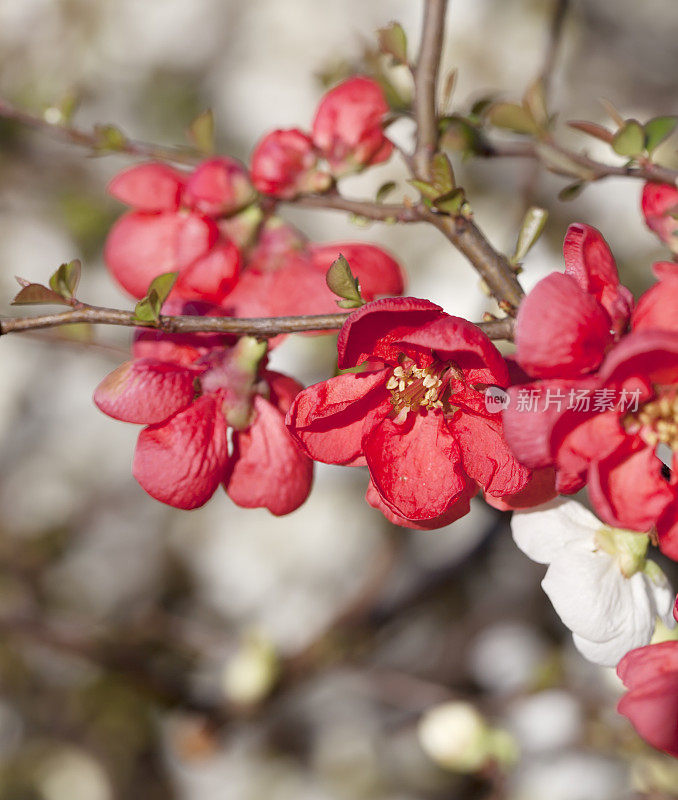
<box><xmin>386</xmin><ymin>358</ymin><xmax>470</xmax><ymax>423</ymax></box>
<box><xmin>624</xmin><ymin>390</ymin><xmax>678</xmax><ymax>450</ymax></box>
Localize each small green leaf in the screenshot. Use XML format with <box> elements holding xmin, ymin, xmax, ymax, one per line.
<box><xmin>337</xmin><ymin>298</ymin><xmax>365</xmax><ymax>309</ymax></box>
<box><xmin>612</xmin><ymin>119</ymin><xmax>645</xmax><ymax>157</ymax></box>
<box><xmin>512</xmin><ymin>207</ymin><xmax>548</xmax><ymax>263</ymax></box>
<box><xmin>433</xmin><ymin>188</ymin><xmax>465</xmax><ymax>215</ymax></box>
<box><xmin>567</xmin><ymin>120</ymin><xmax>614</xmax><ymax>143</ymax></box>
<box><xmin>522</xmin><ymin>79</ymin><xmax>548</xmax><ymax>129</ymax></box>
<box><xmin>430</xmin><ymin>152</ymin><xmax>455</xmax><ymax>193</ymax></box>
<box><xmin>487</xmin><ymin>103</ymin><xmax>539</xmax><ymax>135</ymax></box>
<box><xmin>187</xmin><ymin>109</ymin><xmax>215</xmax><ymax>155</ymax></box>
<box><xmin>408</xmin><ymin>179</ymin><xmax>441</xmax><ymax>202</ymax></box>
<box><xmin>377</xmin><ymin>22</ymin><xmax>407</xmax><ymax>64</ymax></box>
<box><xmin>439</xmin><ymin>117</ymin><xmax>482</xmax><ymax>154</ymax></box>
<box><xmin>133</xmin><ymin>272</ymin><xmax>178</xmax><ymax>325</ymax></box>
<box><xmin>644</xmin><ymin>116</ymin><xmax>678</xmax><ymax>154</ymax></box>
<box><xmin>93</xmin><ymin>124</ymin><xmax>127</xmax><ymax>152</ymax></box>
<box><xmin>376</xmin><ymin>181</ymin><xmax>397</xmax><ymax>203</ymax></box>
<box><xmin>11</xmin><ymin>281</ymin><xmax>70</xmax><ymax>306</ymax></box>
<box><xmin>558</xmin><ymin>181</ymin><xmax>586</xmax><ymax>201</ymax></box>
<box><xmin>48</xmin><ymin>259</ymin><xmax>81</xmax><ymax>299</ymax></box>
<box><xmin>470</xmin><ymin>95</ymin><xmax>497</xmax><ymax>119</ymax></box>
<box><xmin>325</xmin><ymin>255</ymin><xmax>363</xmax><ymax>305</ymax></box>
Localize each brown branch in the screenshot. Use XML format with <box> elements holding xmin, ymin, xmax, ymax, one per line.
<box><xmin>290</xmin><ymin>191</ymin><xmax>420</xmax><ymax>222</ymax></box>
<box><xmin>481</xmin><ymin>138</ymin><xmax>678</xmax><ymax>186</ymax></box>
<box><xmin>413</xmin><ymin>0</ymin><xmax>448</xmax><ymax>178</ymax></box>
<box><xmin>0</xmin><ymin>98</ymin><xmax>200</xmax><ymax>165</ymax></box>
<box><xmin>0</xmin><ymin>304</ymin><xmax>515</xmax><ymax>340</ymax></box>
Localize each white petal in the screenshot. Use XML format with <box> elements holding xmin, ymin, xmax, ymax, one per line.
<box><xmin>571</xmin><ymin>633</ymin><xmax>635</xmax><ymax>667</ymax></box>
<box><xmin>643</xmin><ymin>563</ymin><xmax>676</xmax><ymax>629</ymax></box>
<box><xmin>511</xmin><ymin>499</ymin><xmax>600</xmax><ymax>564</ymax></box>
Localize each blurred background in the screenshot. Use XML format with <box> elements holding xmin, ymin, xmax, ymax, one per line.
<box><xmin>0</xmin><ymin>0</ymin><xmax>677</xmax><ymax>798</ymax></box>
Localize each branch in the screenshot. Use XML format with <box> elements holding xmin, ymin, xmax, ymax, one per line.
<box><xmin>413</xmin><ymin>0</ymin><xmax>448</xmax><ymax>178</ymax></box>
<box><xmin>0</xmin><ymin>98</ymin><xmax>200</xmax><ymax>165</ymax></box>
<box><xmin>539</xmin><ymin>0</ymin><xmax>570</xmax><ymax>96</ymax></box>
<box><xmin>290</xmin><ymin>191</ymin><xmax>420</xmax><ymax>221</ymax></box>
<box><xmin>0</xmin><ymin>304</ymin><xmax>515</xmax><ymax>340</ymax></box>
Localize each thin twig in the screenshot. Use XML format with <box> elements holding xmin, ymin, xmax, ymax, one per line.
<box><xmin>413</xmin><ymin>0</ymin><xmax>448</xmax><ymax>178</ymax></box>
<box><xmin>0</xmin><ymin>304</ymin><xmax>515</xmax><ymax>340</ymax></box>
<box><xmin>290</xmin><ymin>191</ymin><xmax>420</xmax><ymax>222</ymax></box>
<box><xmin>0</xmin><ymin>98</ymin><xmax>200</xmax><ymax>165</ymax></box>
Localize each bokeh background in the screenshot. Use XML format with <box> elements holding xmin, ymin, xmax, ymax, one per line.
<box><xmin>0</xmin><ymin>0</ymin><xmax>677</xmax><ymax>798</ymax></box>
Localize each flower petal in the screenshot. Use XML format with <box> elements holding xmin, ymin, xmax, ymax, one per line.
<box><xmin>104</xmin><ymin>210</ymin><xmax>216</xmax><ymax>298</ymax></box>
<box><xmin>363</xmin><ymin>411</ymin><xmax>469</xmax><ymax>520</ymax></box>
<box><xmin>227</xmin><ymin>396</ymin><xmax>313</xmax><ymax>515</ymax></box>
<box><xmin>108</xmin><ymin>163</ymin><xmax>186</xmax><ymax>211</ymax></box>
<box><xmin>337</xmin><ymin>297</ymin><xmax>444</xmax><ymax>369</ymax></box>
<box><xmin>133</xmin><ymin>395</ymin><xmax>230</xmax><ymax>509</ymax></box>
<box><xmin>286</xmin><ymin>370</ymin><xmax>389</xmax><ymax>465</ymax></box>
<box><xmin>485</xmin><ymin>467</ymin><xmax>556</xmax><ymax>511</ymax></box>
<box><xmin>515</xmin><ymin>273</ymin><xmax>612</xmax><ymax>378</ymax></box>
<box><xmin>94</xmin><ymin>358</ymin><xmax>196</xmax><ymax>424</ymax></box>
<box><xmin>642</xmin><ymin>182</ymin><xmax>678</xmax><ymax>253</ymax></box>
<box><xmin>365</xmin><ymin>479</ymin><xmax>474</xmax><ymax>529</ymax></box>
<box><xmin>562</xmin><ymin>223</ymin><xmax>633</xmax><ymax>332</ymax></box>
<box><xmin>449</xmin><ymin>411</ymin><xmax>530</xmax><ymax>496</ymax></box>
<box><xmin>633</xmin><ymin>276</ymin><xmax>678</xmax><ymax>334</ymax></box>
<box><xmin>183</xmin><ymin>157</ymin><xmax>255</xmax><ymax>216</ymax></box>
<box><xmin>174</xmin><ymin>239</ymin><xmax>241</xmax><ymax>302</ymax></box>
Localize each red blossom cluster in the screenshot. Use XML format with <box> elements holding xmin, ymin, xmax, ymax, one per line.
<box><xmin>93</xmin><ymin>74</ymin><xmax>678</xmax><ymax>759</ymax></box>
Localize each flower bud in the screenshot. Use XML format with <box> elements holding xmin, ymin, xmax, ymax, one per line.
<box><xmin>312</xmin><ymin>76</ymin><xmax>393</xmax><ymax>176</ymax></box>
<box><xmin>184</xmin><ymin>157</ymin><xmax>256</xmax><ymax>217</ymax></box>
<box><xmin>250</xmin><ymin>128</ymin><xmax>331</xmax><ymax>199</ymax></box>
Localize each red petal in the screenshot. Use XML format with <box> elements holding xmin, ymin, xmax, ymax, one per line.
<box><xmin>562</xmin><ymin>223</ymin><xmax>633</xmax><ymax>331</ymax></box>
<box><xmin>599</xmin><ymin>329</ymin><xmax>678</xmax><ymax>387</ymax></box>
<box><xmin>449</xmin><ymin>411</ymin><xmax>530</xmax><ymax>496</ymax></box>
<box><xmin>588</xmin><ymin>441</ymin><xmax>673</xmax><ymax>531</ymax></box>
<box><xmin>633</xmin><ymin>277</ymin><xmax>678</xmax><ymax>334</ymax></box>
<box><xmin>618</xmin><ymin>642</ymin><xmax>678</xmax><ymax>688</ymax></box>
<box><xmin>652</xmin><ymin>261</ymin><xmax>678</xmax><ymax>280</ymax></box>
<box><xmin>94</xmin><ymin>358</ymin><xmax>196</xmax><ymax>424</ymax></box>
<box><xmin>309</xmin><ymin>242</ymin><xmax>405</xmax><ymax>300</ymax></box>
<box><xmin>642</xmin><ymin>182</ymin><xmax>678</xmax><ymax>251</ymax></box>
<box><xmin>104</xmin><ymin>211</ymin><xmax>216</xmax><ymax>298</ymax></box>
<box><xmin>363</xmin><ymin>411</ymin><xmax>469</xmax><ymax>520</ymax></box>
<box><xmin>263</xmin><ymin>370</ymin><xmax>304</xmax><ymax>415</ymax></box>
<box><xmin>515</xmin><ymin>273</ymin><xmax>613</xmax><ymax>378</ymax></box>
<box><xmin>656</xmin><ymin>499</ymin><xmax>678</xmax><ymax>561</ymax></box>
<box><xmin>286</xmin><ymin>370</ymin><xmax>389</xmax><ymax>466</ymax></box>
<box><xmin>184</xmin><ymin>157</ymin><xmax>255</xmax><ymax>216</ymax></box>
<box><xmin>618</xmin><ymin>668</ymin><xmax>678</xmax><ymax>757</ymax></box>
<box><xmin>226</xmin><ymin>396</ymin><xmax>313</xmax><ymax>515</ymax></box>
<box><xmin>108</xmin><ymin>163</ymin><xmax>186</xmax><ymax>211</ymax></box>
<box><xmin>250</xmin><ymin>129</ymin><xmax>329</xmax><ymax>199</ymax></box>
<box><xmin>553</xmin><ymin>409</ymin><xmax>626</xmax><ymax>479</ymax></box>
<box><xmin>133</xmin><ymin>395</ymin><xmax>230</xmax><ymax>509</ymax></box>
<box><xmin>484</xmin><ymin>467</ymin><xmax>557</xmax><ymax>511</ymax></box>
<box><xmin>174</xmin><ymin>239</ymin><xmax>241</xmax><ymax>302</ymax></box>
<box><xmin>365</xmin><ymin>479</ymin><xmax>474</xmax><ymax>529</ymax></box>
<box><xmin>337</xmin><ymin>297</ymin><xmax>443</xmax><ymax>369</ymax></box>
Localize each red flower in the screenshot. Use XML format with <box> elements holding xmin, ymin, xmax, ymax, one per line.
<box><xmin>515</xmin><ymin>223</ymin><xmax>633</xmax><ymax>379</ymax></box>
<box><xmin>642</xmin><ymin>182</ymin><xmax>678</xmax><ymax>254</ymax></box>
<box><xmin>617</xmin><ymin>641</ymin><xmax>678</xmax><ymax>758</ymax></box>
<box><xmin>250</xmin><ymin>129</ymin><xmax>331</xmax><ymax>199</ymax></box>
<box><xmin>105</xmin><ymin>160</ymin><xmax>253</xmax><ymax>302</ymax></box>
<box><xmin>94</xmin><ymin>302</ymin><xmax>312</xmax><ymax>513</ymax></box>
<box><xmin>286</xmin><ymin>297</ymin><xmax>540</xmax><ymax>528</ymax></box>
<box><xmin>311</xmin><ymin>76</ymin><xmax>393</xmax><ymax>176</ymax></box>
<box><xmin>224</xmin><ymin>218</ymin><xmax>405</xmax><ymax>319</ymax></box>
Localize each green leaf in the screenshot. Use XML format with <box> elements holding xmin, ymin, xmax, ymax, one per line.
<box><xmin>644</xmin><ymin>116</ymin><xmax>678</xmax><ymax>154</ymax></box>
<box><xmin>48</xmin><ymin>259</ymin><xmax>81</xmax><ymax>299</ymax></box>
<box><xmin>325</xmin><ymin>255</ymin><xmax>363</xmax><ymax>304</ymax></box>
<box><xmin>522</xmin><ymin>79</ymin><xmax>548</xmax><ymax>129</ymax></box>
<box><xmin>487</xmin><ymin>103</ymin><xmax>539</xmax><ymax>135</ymax></box>
<box><xmin>612</xmin><ymin>120</ymin><xmax>645</xmax><ymax>157</ymax></box>
<box><xmin>377</xmin><ymin>22</ymin><xmax>407</xmax><ymax>64</ymax></box>
<box><xmin>430</xmin><ymin>152</ymin><xmax>455</xmax><ymax>193</ymax></box>
<box><xmin>376</xmin><ymin>181</ymin><xmax>397</xmax><ymax>203</ymax></box>
<box><xmin>433</xmin><ymin>188</ymin><xmax>465</xmax><ymax>215</ymax></box>
<box><xmin>558</xmin><ymin>181</ymin><xmax>586</xmax><ymax>201</ymax></box>
<box><xmin>408</xmin><ymin>179</ymin><xmax>441</xmax><ymax>202</ymax></box>
<box><xmin>337</xmin><ymin>298</ymin><xmax>365</xmax><ymax>309</ymax></box>
<box><xmin>133</xmin><ymin>272</ymin><xmax>178</xmax><ymax>325</ymax></box>
<box><xmin>187</xmin><ymin>109</ymin><xmax>215</xmax><ymax>155</ymax></box>
<box><xmin>93</xmin><ymin>124</ymin><xmax>127</xmax><ymax>152</ymax></box>
<box><xmin>439</xmin><ymin>117</ymin><xmax>482</xmax><ymax>155</ymax></box>
<box><xmin>11</xmin><ymin>281</ymin><xmax>70</xmax><ymax>306</ymax></box>
<box><xmin>567</xmin><ymin>120</ymin><xmax>613</xmax><ymax>143</ymax></box>
<box><xmin>470</xmin><ymin>95</ymin><xmax>497</xmax><ymax>119</ymax></box>
<box><xmin>512</xmin><ymin>206</ymin><xmax>548</xmax><ymax>263</ymax></box>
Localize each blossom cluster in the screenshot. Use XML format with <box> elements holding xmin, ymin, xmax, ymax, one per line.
<box><xmin>92</xmin><ymin>72</ymin><xmax>678</xmax><ymax>760</ymax></box>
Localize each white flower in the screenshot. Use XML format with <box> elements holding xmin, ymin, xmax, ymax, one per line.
<box><xmin>511</xmin><ymin>498</ymin><xmax>675</xmax><ymax>667</ymax></box>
